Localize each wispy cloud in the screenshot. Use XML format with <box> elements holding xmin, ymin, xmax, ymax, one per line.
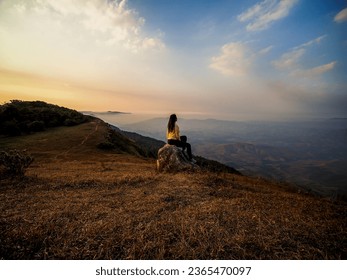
<box><xmin>272</xmin><ymin>35</ymin><xmax>336</xmax><ymax>77</ymax></box>
<box><xmin>334</xmin><ymin>7</ymin><xmax>347</xmax><ymax>23</ymax></box>
<box><xmin>238</xmin><ymin>0</ymin><xmax>299</xmax><ymax>31</ymax></box>
<box><xmin>258</xmin><ymin>45</ymin><xmax>273</xmax><ymax>55</ymax></box>
<box><xmin>209</xmin><ymin>42</ymin><xmax>252</xmax><ymax>77</ymax></box>
<box><xmin>272</xmin><ymin>48</ymin><xmax>305</xmax><ymax>70</ymax></box>
<box><xmin>296</xmin><ymin>35</ymin><xmax>327</xmax><ymax>49</ymax></box>
<box><xmin>294</xmin><ymin>61</ymin><xmax>337</xmax><ymax>78</ymax></box>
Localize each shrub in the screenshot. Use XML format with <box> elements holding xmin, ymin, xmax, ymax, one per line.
<box><xmin>28</xmin><ymin>121</ymin><xmax>45</xmax><ymax>132</ymax></box>
<box><xmin>1</xmin><ymin>120</ymin><xmax>21</xmax><ymax>136</ymax></box>
<box><xmin>64</xmin><ymin>118</ymin><xmax>78</xmax><ymax>126</ymax></box>
<box><xmin>0</xmin><ymin>150</ymin><xmax>34</xmax><ymax>177</ymax></box>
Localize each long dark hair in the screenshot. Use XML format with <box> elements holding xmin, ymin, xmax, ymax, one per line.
<box><xmin>167</xmin><ymin>114</ymin><xmax>177</xmax><ymax>133</ymax></box>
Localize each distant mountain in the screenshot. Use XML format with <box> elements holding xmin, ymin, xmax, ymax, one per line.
<box><xmin>81</xmin><ymin>111</ymin><xmax>130</xmax><ymax>115</ymax></box>
<box><xmin>122</xmin><ymin>117</ymin><xmax>251</xmax><ymax>143</ymax></box>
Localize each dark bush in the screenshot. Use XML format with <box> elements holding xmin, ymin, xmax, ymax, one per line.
<box><xmin>0</xmin><ymin>150</ymin><xmax>34</xmax><ymax>177</ymax></box>
<box><xmin>47</xmin><ymin>118</ymin><xmax>60</xmax><ymax>127</ymax></box>
<box><xmin>1</xmin><ymin>104</ymin><xmax>19</xmax><ymax>121</ymax></box>
<box><xmin>1</xmin><ymin>121</ymin><xmax>21</xmax><ymax>136</ymax></box>
<box><xmin>0</xmin><ymin>100</ymin><xmax>87</xmax><ymax>136</ymax></box>
<box><xmin>28</xmin><ymin>121</ymin><xmax>45</xmax><ymax>132</ymax></box>
<box><xmin>64</xmin><ymin>118</ymin><xmax>79</xmax><ymax>126</ymax></box>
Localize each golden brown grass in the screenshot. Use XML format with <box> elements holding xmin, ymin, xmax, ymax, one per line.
<box><xmin>0</xmin><ymin>120</ymin><xmax>346</xmax><ymax>259</ymax></box>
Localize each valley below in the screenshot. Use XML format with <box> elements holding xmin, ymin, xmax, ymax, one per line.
<box><xmin>107</xmin><ymin>116</ymin><xmax>347</xmax><ymax>198</ymax></box>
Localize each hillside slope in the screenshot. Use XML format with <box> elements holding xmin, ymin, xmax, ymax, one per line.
<box><xmin>0</xmin><ymin>119</ymin><xmax>346</xmax><ymax>259</ymax></box>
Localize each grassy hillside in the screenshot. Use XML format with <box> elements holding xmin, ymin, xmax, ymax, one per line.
<box><xmin>0</xmin><ymin>118</ymin><xmax>346</xmax><ymax>259</ymax></box>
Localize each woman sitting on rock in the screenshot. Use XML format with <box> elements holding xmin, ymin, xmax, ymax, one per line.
<box><xmin>166</xmin><ymin>114</ymin><xmax>195</xmax><ymax>162</ymax></box>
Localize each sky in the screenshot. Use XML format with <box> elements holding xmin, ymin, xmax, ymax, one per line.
<box><xmin>0</xmin><ymin>0</ymin><xmax>346</xmax><ymax>120</ymax></box>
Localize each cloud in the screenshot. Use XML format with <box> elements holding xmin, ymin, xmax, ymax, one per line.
<box><xmin>238</xmin><ymin>0</ymin><xmax>299</xmax><ymax>31</ymax></box>
<box><xmin>13</xmin><ymin>3</ymin><xmax>26</xmax><ymax>13</ymax></box>
<box><xmin>272</xmin><ymin>48</ymin><xmax>305</xmax><ymax>69</ymax></box>
<box><xmin>209</xmin><ymin>43</ymin><xmax>273</xmax><ymax>77</ymax></box>
<box><xmin>334</xmin><ymin>7</ymin><xmax>347</xmax><ymax>23</ymax></box>
<box><xmin>6</xmin><ymin>0</ymin><xmax>164</xmax><ymax>53</ymax></box>
<box><xmin>294</xmin><ymin>61</ymin><xmax>337</xmax><ymax>78</ymax></box>
<box><xmin>272</xmin><ymin>35</ymin><xmax>335</xmax><ymax>77</ymax></box>
<box><xmin>296</xmin><ymin>35</ymin><xmax>327</xmax><ymax>49</ymax></box>
<box><xmin>258</xmin><ymin>45</ymin><xmax>273</xmax><ymax>55</ymax></box>
<box><xmin>209</xmin><ymin>42</ymin><xmax>252</xmax><ymax>77</ymax></box>
<box><xmin>0</xmin><ymin>0</ymin><xmax>169</xmax><ymax>93</ymax></box>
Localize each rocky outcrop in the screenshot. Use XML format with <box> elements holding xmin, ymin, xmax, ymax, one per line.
<box><xmin>157</xmin><ymin>144</ymin><xmax>199</xmax><ymax>172</ymax></box>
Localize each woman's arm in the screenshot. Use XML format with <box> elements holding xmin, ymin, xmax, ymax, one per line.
<box><xmin>175</xmin><ymin>124</ymin><xmax>180</xmax><ymax>140</ymax></box>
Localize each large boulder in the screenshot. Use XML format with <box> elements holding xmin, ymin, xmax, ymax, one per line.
<box><xmin>157</xmin><ymin>144</ymin><xmax>199</xmax><ymax>172</ymax></box>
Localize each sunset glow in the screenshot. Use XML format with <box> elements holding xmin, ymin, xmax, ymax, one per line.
<box><xmin>1</xmin><ymin>0</ymin><xmax>346</xmax><ymax>119</ymax></box>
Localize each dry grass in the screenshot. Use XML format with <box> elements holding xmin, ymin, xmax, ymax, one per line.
<box><xmin>0</xmin><ymin>120</ymin><xmax>346</xmax><ymax>259</ymax></box>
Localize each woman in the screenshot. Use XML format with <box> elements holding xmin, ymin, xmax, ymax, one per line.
<box><xmin>166</xmin><ymin>114</ymin><xmax>194</xmax><ymax>162</ymax></box>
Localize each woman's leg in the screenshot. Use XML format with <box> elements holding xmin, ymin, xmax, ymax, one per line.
<box><xmin>180</xmin><ymin>136</ymin><xmax>187</xmax><ymax>152</ymax></box>
<box><xmin>168</xmin><ymin>139</ymin><xmax>192</xmax><ymax>160</ymax></box>
<box><xmin>185</xmin><ymin>142</ymin><xmax>192</xmax><ymax>160</ymax></box>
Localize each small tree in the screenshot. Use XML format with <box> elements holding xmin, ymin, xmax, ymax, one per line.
<box><xmin>0</xmin><ymin>150</ymin><xmax>34</xmax><ymax>177</ymax></box>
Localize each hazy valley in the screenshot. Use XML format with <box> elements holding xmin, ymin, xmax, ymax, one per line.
<box><xmin>94</xmin><ymin>114</ymin><xmax>347</xmax><ymax>197</ymax></box>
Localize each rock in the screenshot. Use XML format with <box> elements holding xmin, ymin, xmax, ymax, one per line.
<box><xmin>157</xmin><ymin>144</ymin><xmax>199</xmax><ymax>172</ymax></box>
